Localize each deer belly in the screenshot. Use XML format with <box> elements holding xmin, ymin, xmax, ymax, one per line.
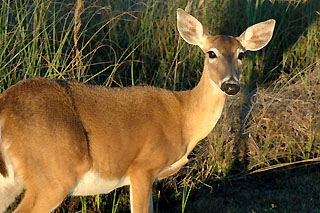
<box><xmin>72</xmin><ymin>171</ymin><xmax>130</xmax><ymax>196</ymax></box>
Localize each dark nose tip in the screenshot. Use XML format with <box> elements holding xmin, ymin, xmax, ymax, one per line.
<box><xmin>221</xmin><ymin>82</ymin><xmax>240</xmax><ymax>95</ymax></box>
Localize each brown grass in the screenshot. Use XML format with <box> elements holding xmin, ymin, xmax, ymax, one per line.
<box><xmin>73</xmin><ymin>0</ymin><xmax>83</xmax><ymax>77</ymax></box>
<box><xmin>245</xmin><ymin>65</ymin><xmax>320</xmax><ymax>171</ymax></box>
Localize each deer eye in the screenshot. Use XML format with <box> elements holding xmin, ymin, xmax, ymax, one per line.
<box><xmin>207</xmin><ymin>51</ymin><xmax>217</xmax><ymax>59</ymax></box>
<box><xmin>238</xmin><ymin>52</ymin><xmax>245</xmax><ymax>60</ymax></box>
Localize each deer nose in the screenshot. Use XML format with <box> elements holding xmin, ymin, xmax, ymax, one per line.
<box><xmin>221</xmin><ymin>81</ymin><xmax>240</xmax><ymax>95</ymax></box>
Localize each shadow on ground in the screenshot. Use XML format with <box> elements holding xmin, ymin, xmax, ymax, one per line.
<box><xmin>159</xmin><ymin>164</ymin><xmax>320</xmax><ymax>213</ymax></box>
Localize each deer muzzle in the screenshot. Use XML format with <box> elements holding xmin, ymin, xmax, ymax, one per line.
<box><xmin>221</xmin><ymin>81</ymin><xmax>240</xmax><ymax>95</ymax></box>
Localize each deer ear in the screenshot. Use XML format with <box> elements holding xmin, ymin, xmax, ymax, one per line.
<box><xmin>237</xmin><ymin>19</ymin><xmax>276</xmax><ymax>51</ymax></box>
<box><xmin>177</xmin><ymin>8</ymin><xmax>209</xmax><ymax>49</ymax></box>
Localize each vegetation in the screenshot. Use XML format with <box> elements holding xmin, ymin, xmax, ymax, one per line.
<box><xmin>2</xmin><ymin>0</ymin><xmax>319</xmax><ymax>212</ymax></box>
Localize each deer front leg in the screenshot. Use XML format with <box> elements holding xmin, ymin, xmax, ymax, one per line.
<box><xmin>129</xmin><ymin>170</ymin><xmax>155</xmax><ymax>213</ymax></box>
<box><xmin>157</xmin><ymin>156</ymin><xmax>188</xmax><ymax>180</ymax></box>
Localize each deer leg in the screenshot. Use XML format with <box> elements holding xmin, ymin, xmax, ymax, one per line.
<box><xmin>129</xmin><ymin>170</ymin><xmax>155</xmax><ymax>213</ymax></box>
<box><xmin>149</xmin><ymin>189</ymin><xmax>154</xmax><ymax>213</ymax></box>
<box><xmin>157</xmin><ymin>156</ymin><xmax>188</xmax><ymax>180</ymax></box>
<box><xmin>13</xmin><ymin>164</ymin><xmax>81</xmax><ymax>213</ymax></box>
<box><xmin>14</xmin><ymin>182</ymin><xmax>72</xmax><ymax>213</ymax></box>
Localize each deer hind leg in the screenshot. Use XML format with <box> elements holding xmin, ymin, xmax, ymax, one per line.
<box><xmin>13</xmin><ymin>183</ymin><xmax>70</xmax><ymax>213</ymax></box>
<box><xmin>13</xmin><ymin>162</ymin><xmax>82</xmax><ymax>213</ymax></box>
<box><xmin>11</xmin><ymin>157</ymin><xmax>88</xmax><ymax>213</ymax></box>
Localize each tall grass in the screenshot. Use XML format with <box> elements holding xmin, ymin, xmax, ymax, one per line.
<box><xmin>2</xmin><ymin>0</ymin><xmax>319</xmax><ymax>212</ymax></box>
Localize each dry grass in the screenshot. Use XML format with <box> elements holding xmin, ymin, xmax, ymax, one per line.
<box><xmin>245</xmin><ymin>65</ymin><xmax>320</xmax><ymax>171</ymax></box>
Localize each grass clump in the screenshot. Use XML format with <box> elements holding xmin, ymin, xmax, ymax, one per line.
<box><xmin>246</xmin><ymin>66</ymin><xmax>320</xmax><ymax>170</ymax></box>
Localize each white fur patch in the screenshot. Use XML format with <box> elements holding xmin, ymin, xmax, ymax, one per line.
<box><xmin>0</xmin><ymin>143</ymin><xmax>23</xmax><ymax>212</ymax></box>
<box><xmin>72</xmin><ymin>171</ymin><xmax>130</xmax><ymax>196</ymax></box>
<box><xmin>130</xmin><ymin>184</ymin><xmax>133</xmax><ymax>213</ymax></box>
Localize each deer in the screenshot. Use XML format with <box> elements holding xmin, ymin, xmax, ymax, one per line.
<box><xmin>0</xmin><ymin>8</ymin><xmax>275</xmax><ymax>213</ymax></box>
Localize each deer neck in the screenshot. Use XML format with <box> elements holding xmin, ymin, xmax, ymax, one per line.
<box><xmin>180</xmin><ymin>64</ymin><xmax>226</xmax><ymax>154</ymax></box>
